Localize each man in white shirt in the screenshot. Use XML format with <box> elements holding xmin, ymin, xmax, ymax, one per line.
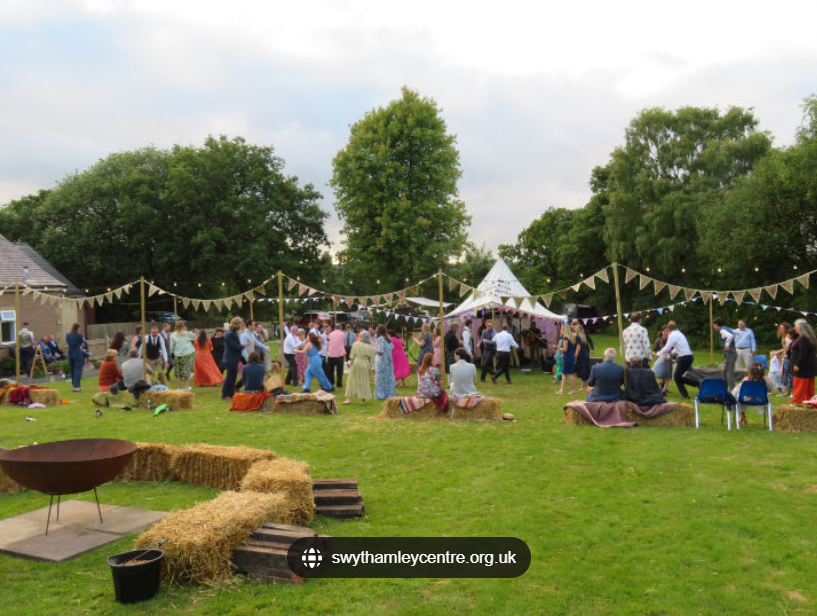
<box><xmin>655</xmin><ymin>321</ymin><xmax>694</xmax><ymax>399</ymax></box>
<box><xmin>491</xmin><ymin>325</ymin><xmax>520</xmax><ymax>384</ymax></box>
<box><xmin>283</xmin><ymin>325</ymin><xmax>301</xmax><ymax>386</ymax></box>
<box><xmin>137</xmin><ymin>326</ymin><xmax>168</xmax><ymax>385</ymax></box>
<box><xmin>622</xmin><ymin>312</ymin><xmax>652</xmax><ymax>368</ymax></box>
<box><xmin>733</xmin><ymin>320</ymin><xmax>757</xmax><ymax>371</ymax></box>
<box><xmin>450</xmin><ymin>348</ymin><xmax>479</xmax><ymax>396</ymax></box>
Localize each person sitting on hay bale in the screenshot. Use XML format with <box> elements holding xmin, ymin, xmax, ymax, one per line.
<box><xmin>417</xmin><ymin>352</ymin><xmax>448</xmax><ymax>412</ymax></box>
<box><xmin>242</xmin><ymin>352</ymin><xmax>266</xmax><ymax>394</ymax></box>
<box><xmin>98</xmin><ymin>349</ymin><xmax>124</xmax><ymax>392</ymax></box>
<box><xmin>586</xmin><ymin>349</ymin><xmax>624</xmax><ymax>402</ymax></box>
<box><xmin>450</xmin><ymin>347</ymin><xmax>478</xmax><ymax>397</ymax></box>
<box><xmin>624</xmin><ymin>355</ymin><xmax>666</xmax><ymax>406</ymax></box>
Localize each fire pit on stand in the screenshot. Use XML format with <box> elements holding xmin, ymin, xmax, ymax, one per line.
<box><xmin>0</xmin><ymin>439</ymin><xmax>137</xmax><ymax>534</ymax></box>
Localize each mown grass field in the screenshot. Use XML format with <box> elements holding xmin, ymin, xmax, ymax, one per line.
<box><xmin>1</xmin><ymin>334</ymin><xmax>815</xmax><ymax>615</ymax></box>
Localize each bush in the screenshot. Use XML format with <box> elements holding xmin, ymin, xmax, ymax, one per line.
<box><xmin>0</xmin><ymin>357</ymin><xmax>15</xmax><ymax>374</ymax></box>
<box><xmin>60</xmin><ymin>360</ymin><xmax>71</xmax><ymax>376</ymax></box>
<box><xmin>32</xmin><ymin>369</ymin><xmax>46</xmax><ymax>379</ymax></box>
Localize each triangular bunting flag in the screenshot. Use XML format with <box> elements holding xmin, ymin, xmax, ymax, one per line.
<box><xmin>595</xmin><ymin>268</ymin><xmax>609</xmax><ymax>284</ymax></box>
<box><xmin>344</xmin><ymin>296</ymin><xmax>354</xmax><ymax>305</ymax></box>
<box><xmin>583</xmin><ymin>276</ymin><xmax>596</xmax><ymax>290</ymax></box>
<box><xmin>732</xmin><ymin>291</ymin><xmax>745</xmax><ymax>304</ymax></box>
<box><xmin>657</xmin><ymin>307</ymin><xmax>665</xmax><ymax>315</ymax></box>
<box><xmin>22</xmin><ymin>286</ymin><xmax>32</xmax><ymax>296</ymax></box>
<box><xmin>514</xmin><ymin>297</ymin><xmax>525</xmax><ymax>309</ymax></box>
<box><xmin>685</xmin><ymin>289</ymin><xmax>697</xmax><ymax>301</ymax></box>
<box><xmin>287</xmin><ymin>278</ymin><xmax>297</xmax><ymax>291</ymax></box>
<box><xmin>181</xmin><ymin>297</ymin><xmax>191</xmax><ymax>309</ymax></box>
<box><xmin>37</xmin><ymin>292</ymin><xmax>47</xmax><ymax>305</ymax></box>
<box><xmin>624</xmin><ymin>268</ymin><xmax>637</xmax><ymax>284</ymax></box>
<box><xmin>718</xmin><ymin>293</ymin><xmax>729</xmax><ymax>306</ymax></box>
<box><xmin>570</xmin><ymin>283</ymin><xmax>581</xmax><ymax>293</ymax></box>
<box><xmin>500</xmin><ymin>296</ymin><xmax>510</xmax><ymax>305</ymax></box>
<box><xmin>543</xmin><ymin>293</ymin><xmax>553</xmax><ymax>308</ymax></box>
<box><xmin>397</xmin><ymin>290</ymin><xmax>406</xmax><ymax>299</ymax></box>
<box><xmin>371</xmin><ymin>296</ymin><xmax>381</xmax><ymax>305</ymax></box>
<box><xmin>148</xmin><ymin>284</ymin><xmax>159</xmax><ymax>297</ymax></box>
<box><xmin>255</xmin><ymin>286</ymin><xmax>266</xmax><ymax>296</ymax></box>
<box><xmin>410</xmin><ymin>286</ymin><xmax>419</xmax><ymax>295</ymax></box>
<box><xmin>748</xmin><ymin>288</ymin><xmax>762</xmax><ymax>302</ymax></box>
<box><xmin>105</xmin><ymin>292</ymin><xmax>114</xmax><ymax>303</ymax></box>
<box><xmin>780</xmin><ymin>280</ymin><xmax>794</xmax><ymax>294</ymax></box>
<box><xmin>191</xmin><ymin>299</ymin><xmax>201</xmax><ymax>311</ymax></box>
<box><xmin>213</xmin><ymin>299</ymin><xmax>223</xmax><ymax>311</ymax></box>
<box><xmin>653</xmin><ymin>280</ymin><xmax>666</xmax><ymax>295</ymax></box>
<box><xmin>459</xmin><ymin>284</ymin><xmax>469</xmax><ymax>297</ymax></box>
<box><xmin>383</xmin><ymin>293</ymin><xmax>393</xmax><ymax>303</ymax></box>
<box><xmin>298</xmin><ymin>284</ymin><xmax>308</xmax><ymax>296</ymax></box>
<box><xmin>307</xmin><ymin>287</ymin><xmax>318</xmax><ymax>296</ymax></box>
<box><xmin>639</xmin><ymin>275</ymin><xmax>651</xmax><ymax>290</ymax></box>
<box><xmin>765</xmin><ymin>285</ymin><xmax>778</xmax><ymax>300</ymax></box>
<box><xmin>448</xmin><ymin>277</ymin><xmax>458</xmax><ymax>291</ymax></box>
<box><xmin>202</xmin><ymin>300</ymin><xmax>212</xmax><ymax>312</ymax></box>
<box><xmin>557</xmin><ymin>290</ymin><xmax>567</xmax><ymax>299</ymax></box>
<box><xmin>114</xmin><ymin>288</ymin><xmax>123</xmax><ymax>299</ymax></box>
<box><xmin>668</xmin><ymin>285</ymin><xmax>682</xmax><ymax>299</ymax></box>
<box><xmin>360</xmin><ymin>298</ymin><xmax>368</xmax><ymax>307</ymax></box>
<box><xmin>699</xmin><ymin>291</ymin><xmax>712</xmax><ymax>303</ymax></box>
<box><xmin>796</xmin><ymin>273</ymin><xmax>810</xmax><ymax>290</ymax></box>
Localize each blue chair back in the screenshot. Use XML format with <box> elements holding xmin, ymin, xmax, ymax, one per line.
<box><xmin>737</xmin><ymin>380</ymin><xmax>770</xmax><ymax>405</ymax></box>
<box><xmin>752</xmin><ymin>355</ymin><xmax>768</xmax><ymax>369</ymax></box>
<box><xmin>697</xmin><ymin>378</ymin><xmax>729</xmax><ymax>404</ymax></box>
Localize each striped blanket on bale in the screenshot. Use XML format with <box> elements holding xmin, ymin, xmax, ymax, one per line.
<box><xmin>134</xmin><ymin>491</ymin><xmax>296</xmax><ymax>585</ymax></box>
<box><xmin>395</xmin><ymin>394</ymin><xmax>484</xmax><ymax>414</ymax></box>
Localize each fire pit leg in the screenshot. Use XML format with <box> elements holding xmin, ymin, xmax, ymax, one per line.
<box><xmin>56</xmin><ymin>494</ymin><xmax>61</xmax><ymax>521</ymax></box>
<box><xmin>93</xmin><ymin>487</ymin><xmax>103</xmax><ymax>526</ymax></box>
<box><xmin>46</xmin><ymin>494</ymin><xmax>54</xmax><ymax>536</ymax></box>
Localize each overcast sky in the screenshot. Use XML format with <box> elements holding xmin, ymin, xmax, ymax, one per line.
<box><xmin>2</xmin><ymin>0</ymin><xmax>816</xmax><ymax>254</ymax></box>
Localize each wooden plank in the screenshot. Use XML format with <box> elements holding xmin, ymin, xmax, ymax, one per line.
<box><xmin>316</xmin><ymin>503</ymin><xmax>365</xmax><ymax>518</ymax></box>
<box><xmin>314</xmin><ymin>490</ymin><xmax>362</xmax><ymax>506</ymax></box>
<box><xmin>313</xmin><ymin>478</ymin><xmax>358</xmax><ymax>490</ymax></box>
<box><xmin>232</xmin><ymin>544</ymin><xmax>289</xmax><ymax>571</ymax></box>
<box><xmin>260</xmin><ymin>522</ymin><xmax>319</xmax><ymax>533</ymax></box>
<box><xmin>253</xmin><ymin>527</ymin><xmax>320</xmax><ymax>540</ymax></box>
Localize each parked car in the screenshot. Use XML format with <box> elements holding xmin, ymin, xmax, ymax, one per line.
<box><xmin>561</xmin><ymin>303</ymin><xmax>601</xmax><ymax>332</ymax></box>
<box><xmin>297</xmin><ymin>311</ymin><xmax>332</xmax><ymax>327</ymax></box>
<box><xmin>146</xmin><ymin>311</ymin><xmax>183</xmax><ymax>323</ymax></box>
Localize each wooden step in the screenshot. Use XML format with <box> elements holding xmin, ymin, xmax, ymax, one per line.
<box><xmin>313</xmin><ymin>478</ymin><xmax>358</xmax><ymax>490</ymax></box>
<box><xmin>314</xmin><ymin>489</ymin><xmax>362</xmax><ymax>506</ymax></box>
<box><xmin>315</xmin><ymin>503</ymin><xmax>365</xmax><ymax>518</ymax></box>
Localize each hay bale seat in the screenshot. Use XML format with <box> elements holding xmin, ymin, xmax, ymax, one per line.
<box><xmin>0</xmin><ymin>452</ymin><xmax>25</xmax><ymax>495</ymax></box>
<box><xmin>28</xmin><ymin>388</ymin><xmax>61</xmax><ymax>406</ymax></box>
<box><xmin>269</xmin><ymin>399</ymin><xmax>331</xmax><ymax>415</ymax></box>
<box><xmin>563</xmin><ymin>403</ymin><xmax>694</xmax><ymax>427</ymax></box>
<box><xmin>137</xmin><ymin>389</ymin><xmax>195</xmax><ymax>411</ymax></box>
<box><xmin>173</xmin><ymin>444</ymin><xmax>277</xmax><ymax>490</ymax></box>
<box><xmin>380</xmin><ymin>397</ymin><xmax>502</xmax><ymax>421</ymax></box>
<box><xmin>115</xmin><ymin>442</ymin><xmax>181</xmax><ymax>482</ymax></box>
<box><xmin>773</xmin><ymin>404</ymin><xmax>817</xmax><ymax>432</ymax></box>
<box><xmin>134</xmin><ymin>491</ymin><xmax>295</xmax><ymax>585</ymax></box>
<box><xmin>240</xmin><ymin>458</ymin><xmax>314</xmax><ymax>526</ymax></box>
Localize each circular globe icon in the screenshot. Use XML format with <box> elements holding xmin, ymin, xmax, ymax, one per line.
<box><xmin>302</xmin><ymin>547</ymin><xmax>323</xmax><ymax>569</ymax></box>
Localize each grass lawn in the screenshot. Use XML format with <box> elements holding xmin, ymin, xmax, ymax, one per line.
<box><xmin>1</xmin><ymin>333</ymin><xmax>816</xmax><ymax>615</ymax></box>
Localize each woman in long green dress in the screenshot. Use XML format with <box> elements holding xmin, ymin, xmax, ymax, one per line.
<box><xmin>344</xmin><ymin>331</ymin><xmax>374</xmax><ymax>404</ymax></box>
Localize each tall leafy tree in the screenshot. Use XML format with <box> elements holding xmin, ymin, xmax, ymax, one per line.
<box><xmin>331</xmin><ymin>87</ymin><xmax>470</xmax><ymax>292</ymax></box>
<box><xmin>600</xmin><ymin>106</ymin><xmax>771</xmax><ymax>280</ymax></box>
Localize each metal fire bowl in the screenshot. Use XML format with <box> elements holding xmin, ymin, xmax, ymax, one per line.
<box><xmin>0</xmin><ymin>439</ymin><xmax>137</xmax><ymax>495</ymax></box>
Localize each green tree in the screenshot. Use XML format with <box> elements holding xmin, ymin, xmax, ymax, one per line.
<box><xmin>330</xmin><ymin>87</ymin><xmax>470</xmax><ymax>292</ymax></box>
<box><xmin>601</xmin><ymin>106</ymin><xmax>772</xmax><ymax>279</ymax></box>
<box><xmin>0</xmin><ymin>136</ymin><xmax>328</xmax><ymax>304</ymax></box>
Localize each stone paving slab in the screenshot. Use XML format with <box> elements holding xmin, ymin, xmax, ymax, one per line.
<box><xmin>0</xmin><ymin>500</ymin><xmax>166</xmax><ymax>562</ymax></box>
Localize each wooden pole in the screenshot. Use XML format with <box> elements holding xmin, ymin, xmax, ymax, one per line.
<box><xmin>140</xmin><ymin>276</ymin><xmax>147</xmax><ymax>381</ymax></box>
<box><xmin>438</xmin><ymin>269</ymin><xmax>446</xmax><ymax>389</ymax></box>
<box><xmin>277</xmin><ymin>271</ymin><xmax>285</xmax><ymax>363</ymax></box>
<box><xmin>709</xmin><ymin>295</ymin><xmax>715</xmax><ymax>365</ymax></box>
<box><xmin>14</xmin><ymin>279</ymin><xmax>20</xmax><ymax>383</ymax></box>
<box><xmin>249</xmin><ymin>292</ymin><xmax>254</xmax><ymax>321</ymax></box>
<box><xmin>173</xmin><ymin>296</ymin><xmax>177</xmax><ymax>318</ymax></box>
<box><xmin>612</xmin><ymin>263</ymin><xmax>627</xmax><ymax>384</ymax></box>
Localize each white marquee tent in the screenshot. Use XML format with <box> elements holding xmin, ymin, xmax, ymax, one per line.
<box><xmin>446</xmin><ymin>259</ymin><xmax>566</xmax><ymax>321</ymax></box>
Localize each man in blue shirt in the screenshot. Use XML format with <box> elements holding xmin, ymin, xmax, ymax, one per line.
<box><xmin>734</xmin><ymin>320</ymin><xmax>757</xmax><ymax>372</ymax></box>
<box><xmin>587</xmin><ymin>348</ymin><xmax>625</xmax><ymax>402</ymax></box>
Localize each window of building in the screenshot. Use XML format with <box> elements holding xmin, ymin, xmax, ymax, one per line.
<box><xmin>1</xmin><ymin>310</ymin><xmax>16</xmax><ymax>345</ymax></box>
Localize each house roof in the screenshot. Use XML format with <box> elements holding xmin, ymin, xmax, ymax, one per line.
<box><xmin>0</xmin><ymin>234</ymin><xmax>83</xmax><ymax>295</ymax></box>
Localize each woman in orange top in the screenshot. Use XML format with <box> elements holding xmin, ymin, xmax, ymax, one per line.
<box><xmin>98</xmin><ymin>349</ymin><xmax>124</xmax><ymax>392</ymax></box>
<box><xmin>194</xmin><ymin>329</ymin><xmax>225</xmax><ymax>387</ymax></box>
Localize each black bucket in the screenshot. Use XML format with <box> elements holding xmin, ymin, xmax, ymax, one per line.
<box><xmin>107</xmin><ymin>549</ymin><xmax>164</xmax><ymax>604</ymax></box>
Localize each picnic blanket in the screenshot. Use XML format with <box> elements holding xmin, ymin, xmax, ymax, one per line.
<box><xmin>566</xmin><ymin>399</ymin><xmax>679</xmax><ymax>427</ymax></box>
<box><xmin>0</xmin><ymin>383</ymin><xmax>15</xmax><ymax>404</ymax></box>
<box><xmin>395</xmin><ymin>395</ymin><xmax>450</xmax><ymax>414</ymax></box>
<box><xmin>276</xmin><ymin>391</ymin><xmax>338</xmax><ymax>414</ymax></box>
<box><xmin>229</xmin><ymin>392</ymin><xmax>273</xmax><ymax>412</ymax></box>
<box><xmin>451</xmin><ymin>394</ymin><xmax>484</xmax><ymax>409</ymax></box>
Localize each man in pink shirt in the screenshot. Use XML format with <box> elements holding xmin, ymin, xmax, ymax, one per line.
<box><xmin>326</xmin><ymin>322</ymin><xmax>347</xmax><ymax>388</ymax></box>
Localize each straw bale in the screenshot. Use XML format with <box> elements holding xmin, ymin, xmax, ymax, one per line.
<box><xmin>115</xmin><ymin>442</ymin><xmax>180</xmax><ymax>482</ymax></box>
<box><xmin>380</xmin><ymin>397</ymin><xmax>501</xmax><ymax>420</ymax></box>
<box><xmin>240</xmin><ymin>458</ymin><xmax>314</xmax><ymax>526</ymax></box>
<box><xmin>625</xmin><ymin>403</ymin><xmax>695</xmax><ymax>427</ymax></box>
<box><xmin>138</xmin><ymin>389</ymin><xmax>195</xmax><ymax>411</ymax></box>
<box><xmin>773</xmin><ymin>404</ymin><xmax>817</xmax><ymax>432</ymax></box>
<box><xmin>28</xmin><ymin>389</ymin><xmax>61</xmax><ymax>406</ymax></box>
<box><xmin>0</xmin><ymin>465</ymin><xmax>25</xmax><ymax>495</ymax></box>
<box><xmin>564</xmin><ymin>403</ymin><xmax>694</xmax><ymax>427</ymax></box>
<box><xmin>173</xmin><ymin>444</ymin><xmax>277</xmax><ymax>490</ymax></box>
<box><xmin>270</xmin><ymin>399</ymin><xmax>330</xmax><ymax>415</ymax></box>
<box><xmin>134</xmin><ymin>491</ymin><xmax>293</xmax><ymax>585</ymax></box>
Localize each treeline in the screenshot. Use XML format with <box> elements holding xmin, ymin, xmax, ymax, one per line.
<box><xmin>499</xmin><ymin>96</ymin><xmax>817</xmax><ymax>345</ymax></box>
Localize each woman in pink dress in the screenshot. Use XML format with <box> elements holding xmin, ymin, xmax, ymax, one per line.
<box><xmin>432</xmin><ymin>326</ymin><xmax>443</xmax><ymax>367</ymax></box>
<box><xmin>390</xmin><ymin>329</ymin><xmax>411</xmax><ymax>387</ymax></box>
<box><xmin>295</xmin><ymin>330</ymin><xmax>308</xmax><ymax>385</ymax></box>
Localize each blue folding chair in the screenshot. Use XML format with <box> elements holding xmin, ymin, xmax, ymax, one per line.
<box><xmin>735</xmin><ymin>380</ymin><xmax>773</xmax><ymax>431</ymax></box>
<box><xmin>694</xmin><ymin>378</ymin><xmax>736</xmax><ymax>430</ymax></box>
<box><xmin>752</xmin><ymin>355</ymin><xmax>768</xmax><ymax>370</ymax></box>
